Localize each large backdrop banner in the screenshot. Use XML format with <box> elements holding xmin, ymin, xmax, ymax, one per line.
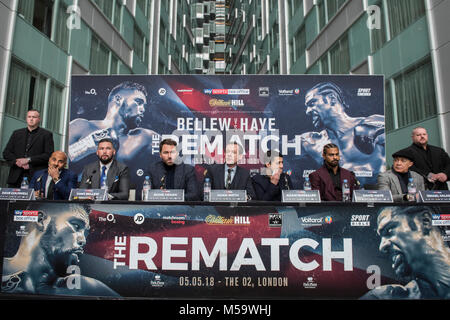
<box><xmin>1</xmin><ymin>202</ymin><xmax>449</xmax><ymax>299</ymax></box>
<box><xmin>68</xmin><ymin>75</ymin><xmax>385</xmax><ymax>197</ymax></box>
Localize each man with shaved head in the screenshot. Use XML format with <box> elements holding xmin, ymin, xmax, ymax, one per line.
<box><xmin>30</xmin><ymin>151</ymin><xmax>78</xmax><ymax>200</ymax></box>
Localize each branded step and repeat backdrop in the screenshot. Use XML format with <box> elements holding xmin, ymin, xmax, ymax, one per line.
<box><xmin>1</xmin><ymin>201</ymin><xmax>449</xmax><ymax>299</ymax></box>
<box><xmin>68</xmin><ymin>75</ymin><xmax>385</xmax><ymax>197</ymax></box>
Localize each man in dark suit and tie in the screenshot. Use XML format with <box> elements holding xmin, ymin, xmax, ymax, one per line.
<box><xmin>3</xmin><ymin>109</ymin><xmax>54</xmax><ymax>187</ymax></box>
<box><xmin>78</xmin><ymin>138</ymin><xmax>130</xmax><ymax>200</ymax></box>
<box><xmin>29</xmin><ymin>151</ymin><xmax>78</xmax><ymax>200</ymax></box>
<box><xmin>204</xmin><ymin>142</ymin><xmax>256</xmax><ymax>200</ymax></box>
<box><xmin>309</xmin><ymin>143</ymin><xmax>358</xmax><ymax>201</ymax></box>
<box><xmin>147</xmin><ymin>138</ymin><xmax>200</xmax><ymax>201</ymax></box>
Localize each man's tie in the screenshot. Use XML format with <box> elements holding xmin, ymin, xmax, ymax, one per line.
<box><xmin>226</xmin><ymin>168</ymin><xmax>232</xmax><ymax>189</ymax></box>
<box><xmin>47</xmin><ymin>179</ymin><xmax>55</xmax><ymax>199</ymax></box>
<box><xmin>100</xmin><ymin>165</ymin><xmax>107</xmax><ymax>188</ymax></box>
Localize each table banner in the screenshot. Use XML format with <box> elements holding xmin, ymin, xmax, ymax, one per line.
<box><xmin>1</xmin><ymin>202</ymin><xmax>449</xmax><ymax>299</ymax></box>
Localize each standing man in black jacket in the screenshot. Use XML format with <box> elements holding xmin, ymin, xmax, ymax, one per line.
<box><xmin>405</xmin><ymin>127</ymin><xmax>450</xmax><ymax>190</ymax></box>
<box><xmin>3</xmin><ymin>109</ymin><xmax>54</xmax><ymax>187</ymax></box>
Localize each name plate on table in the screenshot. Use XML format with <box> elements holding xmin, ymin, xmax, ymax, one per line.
<box><xmin>419</xmin><ymin>190</ymin><xmax>450</xmax><ymax>203</ymax></box>
<box><xmin>210</xmin><ymin>190</ymin><xmax>247</xmax><ymax>202</ymax></box>
<box><xmin>0</xmin><ymin>188</ymin><xmax>35</xmax><ymax>200</ymax></box>
<box><xmin>282</xmin><ymin>190</ymin><xmax>321</xmax><ymax>203</ymax></box>
<box><xmin>70</xmin><ymin>189</ymin><xmax>107</xmax><ymax>201</ymax></box>
<box><xmin>352</xmin><ymin>190</ymin><xmax>393</xmax><ymax>203</ymax></box>
<box><xmin>145</xmin><ymin>189</ymin><xmax>185</xmax><ymax>202</ymax></box>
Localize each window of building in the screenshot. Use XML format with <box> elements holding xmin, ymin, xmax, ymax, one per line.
<box><xmin>317</xmin><ymin>0</ymin><xmax>346</xmax><ymax>31</ymax></box>
<box><xmin>113</xmin><ymin>0</ymin><xmax>122</xmax><ymax>31</ymax></box>
<box><xmin>290</xmin><ymin>25</ymin><xmax>306</xmax><ymax>65</ymax></box>
<box><xmin>54</xmin><ymin>2</ymin><xmax>70</xmax><ymax>52</ymax></box>
<box><xmin>93</xmin><ymin>0</ymin><xmax>113</xmax><ymax>21</ymax></box>
<box><xmin>46</xmin><ymin>82</ymin><xmax>63</xmax><ymax>133</ymax></box>
<box><xmin>134</xmin><ymin>26</ymin><xmax>145</xmax><ymax>62</ymax></box>
<box><xmin>329</xmin><ymin>34</ymin><xmax>350</xmax><ymax>74</ymax></box>
<box><xmin>90</xmin><ymin>36</ymin><xmax>109</xmax><ymax>74</ymax></box>
<box><xmin>18</xmin><ymin>0</ymin><xmax>53</xmax><ymax>37</ymax></box>
<box><xmin>5</xmin><ymin>61</ymin><xmax>47</xmax><ymax>120</ymax></box>
<box><xmin>394</xmin><ymin>60</ymin><xmax>437</xmax><ymax>129</ymax></box>
<box><xmin>387</xmin><ymin>0</ymin><xmax>425</xmax><ymax>39</ymax></box>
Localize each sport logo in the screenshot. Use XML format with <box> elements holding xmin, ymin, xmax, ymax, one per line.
<box><xmin>432</xmin><ymin>214</ymin><xmax>450</xmax><ymax>226</ymax></box>
<box><xmin>324</xmin><ymin>216</ymin><xmax>332</xmax><ymax>224</ymax></box>
<box><xmin>351</xmin><ymin>215</ymin><xmax>370</xmax><ymax>226</ymax></box>
<box><xmin>13</xmin><ymin>210</ymin><xmax>39</xmax><ymax>222</ymax></box>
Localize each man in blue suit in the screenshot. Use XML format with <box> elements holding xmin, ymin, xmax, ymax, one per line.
<box><xmin>147</xmin><ymin>138</ymin><xmax>200</xmax><ymax>201</ymax></box>
<box><xmin>30</xmin><ymin>151</ymin><xmax>78</xmax><ymax>200</ymax></box>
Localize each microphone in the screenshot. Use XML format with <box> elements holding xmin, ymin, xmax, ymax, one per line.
<box><xmin>283</xmin><ymin>173</ymin><xmax>290</xmax><ymax>190</ymax></box>
<box><xmin>86</xmin><ymin>170</ymin><xmax>96</xmax><ymax>185</ymax></box>
<box><xmin>160</xmin><ymin>175</ymin><xmax>166</xmax><ymax>189</ymax></box>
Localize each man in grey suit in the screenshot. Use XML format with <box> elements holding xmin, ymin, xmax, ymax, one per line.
<box><xmin>377</xmin><ymin>148</ymin><xmax>426</xmax><ymax>202</ymax></box>
<box><xmin>79</xmin><ymin>138</ymin><xmax>130</xmax><ymax>200</ymax></box>
<box><xmin>147</xmin><ymin>138</ymin><xmax>200</xmax><ymax>201</ymax></box>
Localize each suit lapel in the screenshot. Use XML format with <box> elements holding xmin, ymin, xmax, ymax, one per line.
<box><xmin>390</xmin><ymin>172</ymin><xmax>402</xmax><ymax>195</ymax></box>
<box><xmin>107</xmin><ymin>161</ymin><xmax>118</xmax><ymax>189</ymax></box>
<box><xmin>231</xmin><ymin>166</ymin><xmax>241</xmax><ymax>189</ymax></box>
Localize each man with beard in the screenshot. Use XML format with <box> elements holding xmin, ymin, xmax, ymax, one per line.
<box><xmin>78</xmin><ymin>138</ymin><xmax>130</xmax><ymax>200</ymax></box>
<box><xmin>308</xmin><ymin>143</ymin><xmax>358</xmax><ymax>201</ymax></box>
<box><xmin>146</xmin><ymin>138</ymin><xmax>200</xmax><ymax>201</ymax></box>
<box><xmin>361</xmin><ymin>206</ymin><xmax>450</xmax><ymax>299</ymax></box>
<box><xmin>299</xmin><ymin>82</ymin><xmax>385</xmax><ymax>184</ymax></box>
<box><xmin>1</xmin><ymin>203</ymin><xmax>118</xmax><ymax>296</ymax></box>
<box><xmin>68</xmin><ymin>81</ymin><xmax>160</xmax><ymax>198</ymax></box>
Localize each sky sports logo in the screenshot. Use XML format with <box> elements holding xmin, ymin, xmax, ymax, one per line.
<box><xmin>203</xmin><ymin>89</ymin><xmax>250</xmax><ymax>95</ymax></box>
<box><xmin>432</xmin><ymin>214</ymin><xmax>450</xmax><ymax>226</ymax></box>
<box><xmin>14</xmin><ymin>210</ymin><xmax>39</xmax><ymax>222</ymax></box>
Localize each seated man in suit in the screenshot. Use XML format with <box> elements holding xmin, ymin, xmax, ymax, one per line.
<box><xmin>309</xmin><ymin>143</ymin><xmax>358</xmax><ymax>201</ymax></box>
<box><xmin>147</xmin><ymin>138</ymin><xmax>200</xmax><ymax>201</ymax></box>
<box><xmin>377</xmin><ymin>148</ymin><xmax>426</xmax><ymax>202</ymax></box>
<box><xmin>204</xmin><ymin>142</ymin><xmax>256</xmax><ymax>200</ymax></box>
<box><xmin>29</xmin><ymin>151</ymin><xmax>78</xmax><ymax>200</ymax></box>
<box><xmin>79</xmin><ymin>138</ymin><xmax>130</xmax><ymax>200</ymax></box>
<box><xmin>251</xmin><ymin>150</ymin><xmax>293</xmax><ymax>201</ymax></box>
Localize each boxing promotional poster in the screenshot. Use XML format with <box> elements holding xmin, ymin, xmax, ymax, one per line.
<box><xmin>1</xmin><ymin>202</ymin><xmax>449</xmax><ymax>299</ymax></box>
<box><xmin>68</xmin><ymin>75</ymin><xmax>385</xmax><ymax>197</ymax></box>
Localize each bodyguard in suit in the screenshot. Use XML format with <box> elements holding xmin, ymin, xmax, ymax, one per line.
<box><xmin>309</xmin><ymin>143</ymin><xmax>358</xmax><ymax>201</ymax></box>
<box><xmin>204</xmin><ymin>142</ymin><xmax>256</xmax><ymax>200</ymax></box>
<box><xmin>3</xmin><ymin>109</ymin><xmax>54</xmax><ymax>187</ymax></box>
<box><xmin>252</xmin><ymin>150</ymin><xmax>293</xmax><ymax>201</ymax></box>
<box><xmin>79</xmin><ymin>138</ymin><xmax>130</xmax><ymax>200</ymax></box>
<box><xmin>404</xmin><ymin>127</ymin><xmax>450</xmax><ymax>190</ymax></box>
<box><xmin>377</xmin><ymin>149</ymin><xmax>426</xmax><ymax>202</ymax></box>
<box><xmin>147</xmin><ymin>138</ymin><xmax>200</xmax><ymax>201</ymax></box>
<box><xmin>30</xmin><ymin>151</ymin><xmax>77</xmax><ymax>200</ymax></box>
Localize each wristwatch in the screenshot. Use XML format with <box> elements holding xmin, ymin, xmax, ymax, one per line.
<box><xmin>27</xmin><ymin>157</ymin><xmax>31</xmax><ymax>163</ymax></box>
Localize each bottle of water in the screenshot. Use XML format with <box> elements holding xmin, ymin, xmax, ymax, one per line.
<box><xmin>142</xmin><ymin>176</ymin><xmax>151</xmax><ymax>201</ymax></box>
<box><xmin>204</xmin><ymin>178</ymin><xmax>211</xmax><ymax>202</ymax></box>
<box><xmin>342</xmin><ymin>179</ymin><xmax>350</xmax><ymax>202</ymax></box>
<box><xmin>21</xmin><ymin>177</ymin><xmax>29</xmax><ymax>189</ymax></box>
<box><xmin>407</xmin><ymin>178</ymin><xmax>416</xmax><ymax>202</ymax></box>
<box><xmin>303</xmin><ymin>177</ymin><xmax>312</xmax><ymax>191</ymax></box>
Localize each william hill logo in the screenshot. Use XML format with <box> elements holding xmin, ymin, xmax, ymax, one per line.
<box><xmin>209</xmin><ymin>99</ymin><xmax>244</xmax><ymax>107</ymax></box>
<box><xmin>206</xmin><ymin>215</ymin><xmax>250</xmax><ymax>225</ymax></box>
